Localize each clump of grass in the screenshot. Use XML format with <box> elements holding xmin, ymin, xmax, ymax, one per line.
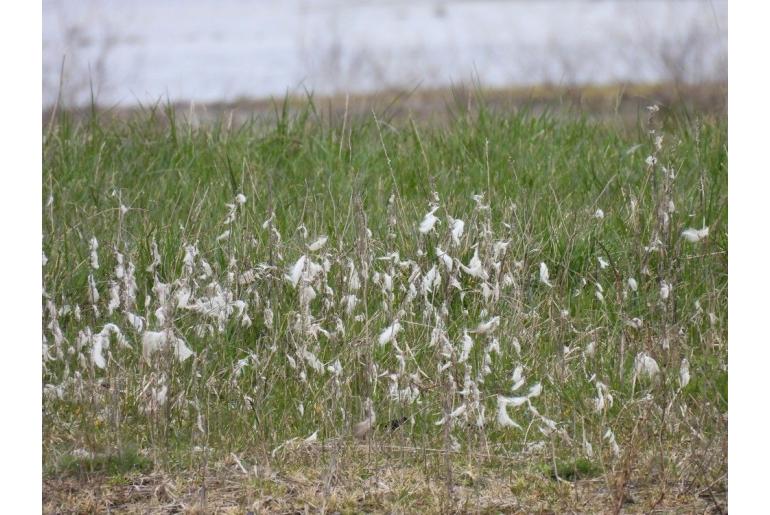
<box><xmin>54</xmin><ymin>447</ymin><xmax>153</xmax><ymax>478</ymax></box>
<box><xmin>543</xmin><ymin>457</ymin><xmax>602</xmax><ymax>481</ymax></box>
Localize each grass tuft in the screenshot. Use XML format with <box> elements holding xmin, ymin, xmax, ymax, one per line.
<box><xmin>54</xmin><ymin>447</ymin><xmax>153</xmax><ymax>479</ymax></box>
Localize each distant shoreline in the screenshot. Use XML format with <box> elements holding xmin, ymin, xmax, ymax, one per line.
<box><xmin>43</xmin><ymin>81</ymin><xmax>727</xmax><ymax>126</ymax></box>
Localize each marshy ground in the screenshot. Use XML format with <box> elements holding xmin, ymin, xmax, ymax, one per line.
<box><xmin>42</xmin><ymin>86</ymin><xmax>727</xmax><ymax>513</ymax></box>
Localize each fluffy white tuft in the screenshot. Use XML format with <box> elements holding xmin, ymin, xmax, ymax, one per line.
<box><xmin>419</xmin><ymin>205</ymin><xmax>440</xmax><ymax>234</ymax></box>
<box><xmin>307</xmin><ymin>235</ymin><xmax>328</xmax><ymax>252</ymax></box>
<box><xmin>539</xmin><ymin>262</ymin><xmax>552</xmax><ymax>287</ymax></box>
<box><xmin>378</xmin><ymin>321</ymin><xmax>402</xmax><ymax>346</ymax></box>
<box><xmin>681</xmin><ymin>227</ymin><xmax>709</xmax><ymax>243</ymax></box>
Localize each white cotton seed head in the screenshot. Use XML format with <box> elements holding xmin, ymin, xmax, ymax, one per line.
<box><xmin>472</xmin><ymin>316</ymin><xmax>500</xmax><ymax>335</ymax></box>
<box><xmin>378</xmin><ymin>321</ymin><xmax>402</xmax><ymax>346</ymax></box>
<box><xmin>627</xmin><ymin>277</ymin><xmax>638</xmax><ymax>292</ymax></box>
<box><xmin>492</xmin><ymin>240</ymin><xmax>510</xmax><ymax>261</ymax></box>
<box><xmin>679</xmin><ymin>358</ymin><xmax>691</xmax><ymax>389</ymax></box>
<box><xmin>487</xmin><ymin>337</ymin><xmax>500</xmax><ymax>355</ymax></box>
<box><xmin>182</xmin><ymin>244</ymin><xmax>197</xmax><ymax>276</ymax></box>
<box><xmin>449</xmin><ymin>217</ymin><xmax>465</xmax><ymax>245</ymax></box>
<box><xmin>421</xmin><ymin>265</ymin><xmax>440</xmax><ymax>294</ymax></box>
<box><xmin>261</xmin><ymin>212</ymin><xmax>275</xmax><ymax>229</ymax></box>
<box><xmin>193</xmin><ymin>324</ymin><xmax>214</xmax><ymax>338</ymax></box>
<box><xmin>126</xmin><ymin>312</ymin><xmax>145</xmax><ymax>332</ymax></box>
<box><xmin>154</xmin><ymin>307</ymin><xmax>166</xmax><ymax>327</ymax></box>
<box><xmin>496</xmin><ymin>396</ymin><xmax>523</xmax><ymax>429</ymax></box>
<box><xmin>460</xmin><ymin>248</ymin><xmax>488</xmax><ymax>280</ymax></box>
<box><xmin>681</xmin><ymin>227</ymin><xmax>709</xmax><ymax>243</ymax></box>
<box><xmin>114</xmin><ymin>252</ymin><xmax>125</xmax><ymax>279</ymax></box>
<box><xmin>299</xmin><ymin>284</ymin><xmax>317</xmax><ymax>306</ymax></box>
<box><xmin>302</xmin><ymin>349</ymin><xmax>324</xmax><ymax>373</ymax></box>
<box><xmin>107</xmin><ymin>282</ymin><xmax>120</xmax><ymax>315</ymax></box>
<box><xmin>347</xmin><ymin>262</ymin><xmax>361</xmax><ymax>291</ymax></box>
<box><xmin>527</xmin><ymin>382</ymin><xmax>543</xmax><ymax>399</ymax></box>
<box><xmin>633</xmin><ymin>352</ymin><xmax>661</xmax><ymax>382</ymax></box>
<box><xmin>660</xmin><ymin>281</ymin><xmax>671</xmax><ymax>300</ymax></box>
<box><xmin>604</xmin><ymin>428</ymin><xmax>621</xmax><ymax>457</ymax></box>
<box><xmin>539</xmin><ymin>262</ymin><xmax>552</xmax><ymax>287</ymax></box>
<box><xmin>538</xmin><ymin>416</ymin><xmax>558</xmax><ymax>435</ymax></box>
<box><xmin>173</xmin><ymin>335</ymin><xmax>194</xmax><ymax>362</ymax></box>
<box><xmin>146</xmin><ymin>240</ymin><xmax>161</xmax><ymax>273</ymax></box>
<box><xmin>327</xmin><ymin>359</ymin><xmax>343</xmax><ymax>377</ymax></box>
<box><xmin>43</xmin><ymin>384</ymin><xmax>64</xmax><ymax>401</ymax></box>
<box><xmin>91</xmin><ymin>335</ymin><xmax>107</xmax><ymax>369</ymax></box>
<box><xmin>382</xmin><ymin>273</ymin><xmax>393</xmax><ymax>292</ymax></box>
<box><xmin>286</xmin><ymin>255</ymin><xmax>307</xmax><ymax>288</ymax></box>
<box><xmin>75</xmin><ymin>328</ymin><xmax>91</xmax><ymax>352</ymax></box>
<box><xmin>307</xmin><ymin>235</ymin><xmax>328</xmax><ymax>252</ymax></box>
<box><xmin>89</xmin><ymin>237</ymin><xmax>99</xmax><ymax>269</ymax></box>
<box><xmin>511</xmin><ymin>337</ymin><xmax>521</xmax><ymax>355</ymax></box>
<box><xmin>142</xmin><ymin>330</ymin><xmax>194</xmax><ymax>363</ymax></box>
<box><xmin>122</xmin><ymin>261</ymin><xmax>137</xmax><ymax>311</ymax></box>
<box><xmin>87</xmin><ymin>274</ymin><xmax>100</xmax><ymax>304</ymax></box>
<box><xmin>594</xmin><ymin>209</ymin><xmax>604</xmax><ymax>219</ymax></box>
<box><xmin>594</xmin><ymin>391</ymin><xmax>605</xmax><ymax>413</ymax></box>
<box><xmin>458</xmin><ymin>331</ymin><xmax>474</xmax><ymax>363</ymax></box>
<box><xmin>436</xmin><ymin>247</ymin><xmax>453</xmax><ymax>272</ymax></box>
<box><xmin>501</xmin><ymin>395</ymin><xmax>529</xmax><ymax>408</ymax></box>
<box><xmin>471</xmin><ymin>193</ymin><xmax>489</xmax><ymax>210</ymax></box>
<box><xmin>437</xmin><ymin>404</ymin><xmax>468</xmax><ymax>426</ymax></box>
<box><xmin>342</xmin><ymin>294</ymin><xmax>359</xmax><ymax>315</ymax></box>
<box><xmin>511</xmin><ymin>365</ymin><xmax>525</xmax><ymax>391</ymax></box>
<box><xmin>141</xmin><ymin>331</ymin><xmax>165</xmax><ymax>362</ymax></box>
<box><xmin>419</xmin><ymin>206</ymin><xmax>440</xmax><ymax>234</ymax></box>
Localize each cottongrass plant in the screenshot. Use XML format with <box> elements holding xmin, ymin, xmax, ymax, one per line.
<box><xmin>42</xmin><ymin>102</ymin><xmax>726</xmax><ymax>511</ymax></box>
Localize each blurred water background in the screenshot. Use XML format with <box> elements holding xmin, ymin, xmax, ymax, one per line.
<box><xmin>42</xmin><ymin>0</ymin><xmax>727</xmax><ymax>108</ymax></box>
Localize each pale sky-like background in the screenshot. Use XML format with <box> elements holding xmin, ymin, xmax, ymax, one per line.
<box><xmin>42</xmin><ymin>0</ymin><xmax>727</xmax><ymax>107</ymax></box>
